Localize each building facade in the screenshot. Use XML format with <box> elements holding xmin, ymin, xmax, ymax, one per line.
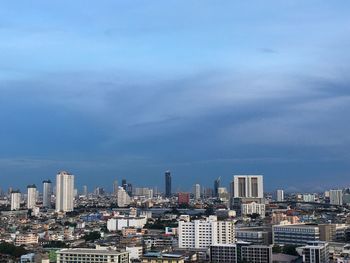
<box><xmin>27</xmin><ymin>184</ymin><xmax>37</xmax><ymax>209</ymax></box>
<box><xmin>42</xmin><ymin>180</ymin><xmax>52</xmax><ymax>208</ymax></box>
<box><xmin>56</xmin><ymin>248</ymin><xmax>129</xmax><ymax>263</ymax></box>
<box><xmin>56</xmin><ymin>171</ymin><xmax>75</xmax><ymax>212</ymax></box>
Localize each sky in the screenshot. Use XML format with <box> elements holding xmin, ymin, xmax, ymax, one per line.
<box><xmin>0</xmin><ymin>1</ymin><xmax>350</xmax><ymax>193</ymax></box>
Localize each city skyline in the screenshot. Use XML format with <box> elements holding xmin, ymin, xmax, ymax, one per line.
<box><xmin>0</xmin><ymin>1</ymin><xmax>350</xmax><ymax>192</ymax></box>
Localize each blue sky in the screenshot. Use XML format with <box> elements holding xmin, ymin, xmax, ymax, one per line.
<box><xmin>1</xmin><ymin>1</ymin><xmax>350</xmax><ymax>193</ymax></box>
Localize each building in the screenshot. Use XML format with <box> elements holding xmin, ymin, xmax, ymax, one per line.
<box><xmin>241</xmin><ymin>201</ymin><xmax>266</xmax><ymax>218</ymax></box>
<box><xmin>276</xmin><ymin>189</ymin><xmax>284</xmax><ymax>202</ymax></box>
<box><xmin>165</xmin><ymin>170</ymin><xmax>172</xmax><ymax>197</ymax></box>
<box><xmin>126</xmin><ymin>246</ymin><xmax>143</xmax><ymax>260</ymax></box>
<box><xmin>107</xmin><ymin>216</ymin><xmax>147</xmax><ymax>231</ymax></box>
<box><xmin>42</xmin><ymin>180</ymin><xmax>52</xmax><ymax>208</ymax></box>
<box><xmin>113</xmin><ymin>180</ymin><xmax>118</xmax><ymax>195</ymax></box>
<box><xmin>193</xmin><ymin>184</ymin><xmax>201</xmax><ymax>200</ymax></box>
<box><xmin>178</xmin><ymin>192</ymin><xmax>190</xmax><ymax>205</ymax></box>
<box><xmin>330</xmin><ymin>189</ymin><xmax>343</xmax><ymax>205</ymax></box>
<box><xmin>27</xmin><ymin>184</ymin><xmax>37</xmax><ymax>209</ymax></box>
<box><xmin>178</xmin><ymin>216</ymin><xmax>235</xmax><ymax>249</ymax></box>
<box><xmin>214</xmin><ymin>177</ymin><xmax>221</xmax><ymax>198</ymax></box>
<box><xmin>56</xmin><ymin>248</ymin><xmax>129</xmax><ymax>263</ymax></box>
<box><xmin>117</xmin><ymin>186</ymin><xmax>131</xmax><ymax>207</ymax></box>
<box><xmin>56</xmin><ymin>171</ymin><xmax>75</xmax><ymax>212</ymax></box>
<box><xmin>15</xmin><ymin>233</ymin><xmax>39</xmax><ymax>246</ymax></box>
<box><xmin>134</xmin><ymin>187</ymin><xmax>153</xmax><ymax>199</ymax></box>
<box><xmin>210</xmin><ymin>242</ymin><xmax>272</xmax><ymax>263</ymax></box>
<box><xmin>273</xmin><ymin>224</ymin><xmax>320</xmax><ymax>246</ymax></box>
<box><xmin>236</xmin><ymin>226</ymin><xmax>272</xmax><ymax>245</ymax></box>
<box><xmin>232</xmin><ymin>175</ymin><xmax>263</xmax><ymax>198</ymax></box>
<box><xmin>11</xmin><ymin>190</ymin><xmax>21</xmax><ymax>210</ymax></box>
<box><xmin>142</xmin><ymin>252</ymin><xmax>185</xmax><ymax>263</ymax></box>
<box><xmin>301</xmin><ymin>241</ymin><xmax>329</xmax><ymax>263</ymax></box>
<box><xmin>303</xmin><ymin>194</ymin><xmax>316</xmax><ymax>202</ymax></box>
<box><xmin>82</xmin><ymin>185</ymin><xmax>88</xmax><ymax>196</ymax></box>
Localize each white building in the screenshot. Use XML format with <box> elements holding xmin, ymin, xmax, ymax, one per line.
<box><xmin>329</xmin><ymin>190</ymin><xmax>343</xmax><ymax>205</ymax></box>
<box><xmin>276</xmin><ymin>189</ymin><xmax>284</xmax><ymax>202</ymax></box>
<box><xmin>303</xmin><ymin>194</ymin><xmax>316</xmax><ymax>202</ymax></box>
<box><xmin>301</xmin><ymin>241</ymin><xmax>329</xmax><ymax>263</ymax></box>
<box><xmin>107</xmin><ymin>216</ymin><xmax>147</xmax><ymax>231</ymax></box>
<box><xmin>232</xmin><ymin>175</ymin><xmax>263</xmax><ymax>198</ymax></box>
<box><xmin>133</xmin><ymin>187</ymin><xmax>153</xmax><ymax>199</ymax></box>
<box><xmin>241</xmin><ymin>202</ymin><xmax>266</xmax><ymax>218</ymax></box>
<box><xmin>11</xmin><ymin>191</ymin><xmax>21</xmax><ymax>210</ymax></box>
<box><xmin>117</xmin><ymin>186</ymin><xmax>131</xmax><ymax>207</ymax></box>
<box><xmin>178</xmin><ymin>216</ymin><xmax>235</xmax><ymax>249</ymax></box>
<box><xmin>56</xmin><ymin>171</ymin><xmax>75</xmax><ymax>212</ymax></box>
<box><xmin>193</xmin><ymin>184</ymin><xmax>201</xmax><ymax>200</ymax></box>
<box><xmin>126</xmin><ymin>246</ymin><xmax>142</xmax><ymax>260</ymax></box>
<box><xmin>42</xmin><ymin>180</ymin><xmax>52</xmax><ymax>208</ymax></box>
<box><xmin>27</xmin><ymin>185</ymin><xmax>37</xmax><ymax>209</ymax></box>
<box><xmin>57</xmin><ymin>247</ymin><xmax>129</xmax><ymax>263</ymax></box>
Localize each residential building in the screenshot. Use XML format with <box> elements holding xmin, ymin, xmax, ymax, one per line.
<box><xmin>11</xmin><ymin>190</ymin><xmax>21</xmax><ymax>210</ymax></box>
<box><xmin>193</xmin><ymin>184</ymin><xmax>200</xmax><ymax>200</ymax></box>
<box><xmin>27</xmin><ymin>184</ymin><xmax>37</xmax><ymax>209</ymax></box>
<box><xmin>42</xmin><ymin>180</ymin><xmax>52</xmax><ymax>208</ymax></box>
<box><xmin>276</xmin><ymin>189</ymin><xmax>284</xmax><ymax>202</ymax></box>
<box><xmin>178</xmin><ymin>192</ymin><xmax>190</xmax><ymax>205</ymax></box>
<box><xmin>117</xmin><ymin>186</ymin><xmax>131</xmax><ymax>207</ymax></box>
<box><xmin>301</xmin><ymin>241</ymin><xmax>329</xmax><ymax>263</ymax></box>
<box><xmin>330</xmin><ymin>189</ymin><xmax>343</xmax><ymax>205</ymax></box>
<box><xmin>56</xmin><ymin>171</ymin><xmax>75</xmax><ymax>212</ymax></box>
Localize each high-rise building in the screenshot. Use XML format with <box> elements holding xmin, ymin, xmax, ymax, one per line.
<box><xmin>165</xmin><ymin>170</ymin><xmax>172</xmax><ymax>197</ymax></box>
<box><xmin>56</xmin><ymin>171</ymin><xmax>75</xmax><ymax>212</ymax></box>
<box><xmin>193</xmin><ymin>184</ymin><xmax>200</xmax><ymax>200</ymax></box>
<box><xmin>329</xmin><ymin>189</ymin><xmax>343</xmax><ymax>205</ymax></box>
<box><xmin>178</xmin><ymin>192</ymin><xmax>190</xmax><ymax>205</ymax></box>
<box><xmin>122</xmin><ymin>179</ymin><xmax>127</xmax><ymax>190</ymax></box>
<box><xmin>82</xmin><ymin>185</ymin><xmax>88</xmax><ymax>196</ymax></box>
<box><xmin>214</xmin><ymin>177</ymin><xmax>221</xmax><ymax>197</ymax></box>
<box><xmin>11</xmin><ymin>190</ymin><xmax>21</xmax><ymax>210</ymax></box>
<box><xmin>27</xmin><ymin>184</ymin><xmax>37</xmax><ymax>209</ymax></box>
<box><xmin>113</xmin><ymin>180</ymin><xmax>118</xmax><ymax>195</ymax></box>
<box><xmin>117</xmin><ymin>186</ymin><xmax>131</xmax><ymax>207</ymax></box>
<box><xmin>276</xmin><ymin>189</ymin><xmax>284</xmax><ymax>202</ymax></box>
<box><xmin>178</xmin><ymin>216</ymin><xmax>235</xmax><ymax>249</ymax></box>
<box><xmin>232</xmin><ymin>175</ymin><xmax>263</xmax><ymax>198</ymax></box>
<box><xmin>42</xmin><ymin>180</ymin><xmax>52</xmax><ymax>208</ymax></box>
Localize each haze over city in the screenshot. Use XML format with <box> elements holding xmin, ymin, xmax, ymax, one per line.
<box><xmin>1</xmin><ymin>1</ymin><xmax>350</xmax><ymax>192</ymax></box>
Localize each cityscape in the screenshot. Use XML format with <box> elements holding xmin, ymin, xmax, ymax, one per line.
<box><xmin>1</xmin><ymin>1</ymin><xmax>350</xmax><ymax>263</ymax></box>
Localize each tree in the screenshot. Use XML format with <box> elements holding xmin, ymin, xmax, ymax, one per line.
<box><xmin>282</xmin><ymin>245</ymin><xmax>298</xmax><ymax>256</ymax></box>
<box><xmin>205</xmin><ymin>205</ymin><xmax>215</xmax><ymax>216</ymax></box>
<box><xmin>272</xmin><ymin>245</ymin><xmax>282</xmax><ymax>253</ymax></box>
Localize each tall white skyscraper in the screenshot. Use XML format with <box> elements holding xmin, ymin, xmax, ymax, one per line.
<box><xmin>276</xmin><ymin>189</ymin><xmax>284</xmax><ymax>202</ymax></box>
<box><xmin>27</xmin><ymin>184</ymin><xmax>37</xmax><ymax>209</ymax></box>
<box><xmin>11</xmin><ymin>191</ymin><xmax>21</xmax><ymax>210</ymax></box>
<box><xmin>56</xmin><ymin>171</ymin><xmax>75</xmax><ymax>212</ymax></box>
<box><xmin>232</xmin><ymin>175</ymin><xmax>263</xmax><ymax>198</ymax></box>
<box><xmin>42</xmin><ymin>180</ymin><xmax>52</xmax><ymax>208</ymax></box>
<box><xmin>329</xmin><ymin>189</ymin><xmax>343</xmax><ymax>205</ymax></box>
<box><xmin>193</xmin><ymin>184</ymin><xmax>201</xmax><ymax>200</ymax></box>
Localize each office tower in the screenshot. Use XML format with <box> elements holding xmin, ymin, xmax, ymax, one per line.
<box><xmin>232</xmin><ymin>175</ymin><xmax>263</xmax><ymax>198</ymax></box>
<box><xmin>82</xmin><ymin>185</ymin><xmax>88</xmax><ymax>196</ymax></box>
<box><xmin>193</xmin><ymin>184</ymin><xmax>201</xmax><ymax>200</ymax></box>
<box><xmin>165</xmin><ymin>170</ymin><xmax>172</xmax><ymax>197</ymax></box>
<box><xmin>27</xmin><ymin>184</ymin><xmax>37</xmax><ymax>209</ymax></box>
<box><xmin>329</xmin><ymin>189</ymin><xmax>343</xmax><ymax>205</ymax></box>
<box><xmin>11</xmin><ymin>190</ymin><xmax>21</xmax><ymax>210</ymax></box>
<box><xmin>56</xmin><ymin>171</ymin><xmax>75</xmax><ymax>212</ymax></box>
<box><xmin>301</xmin><ymin>241</ymin><xmax>330</xmax><ymax>263</ymax></box>
<box><xmin>178</xmin><ymin>192</ymin><xmax>190</xmax><ymax>205</ymax></box>
<box><xmin>276</xmin><ymin>189</ymin><xmax>284</xmax><ymax>201</ymax></box>
<box><xmin>117</xmin><ymin>186</ymin><xmax>131</xmax><ymax>207</ymax></box>
<box><xmin>42</xmin><ymin>180</ymin><xmax>52</xmax><ymax>208</ymax></box>
<box><xmin>273</xmin><ymin>224</ymin><xmax>320</xmax><ymax>246</ymax></box>
<box><xmin>214</xmin><ymin>177</ymin><xmax>220</xmax><ymax>197</ymax></box>
<box><xmin>113</xmin><ymin>180</ymin><xmax>118</xmax><ymax>195</ymax></box>
<box><xmin>56</xmin><ymin>248</ymin><xmax>130</xmax><ymax>263</ymax></box>
<box><xmin>178</xmin><ymin>216</ymin><xmax>235</xmax><ymax>249</ymax></box>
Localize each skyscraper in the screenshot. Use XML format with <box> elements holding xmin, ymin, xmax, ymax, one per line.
<box><xmin>11</xmin><ymin>190</ymin><xmax>21</xmax><ymax>211</ymax></box>
<box><xmin>82</xmin><ymin>185</ymin><xmax>88</xmax><ymax>196</ymax></box>
<box><xmin>27</xmin><ymin>184</ymin><xmax>37</xmax><ymax>209</ymax></box>
<box><xmin>42</xmin><ymin>180</ymin><xmax>52</xmax><ymax>208</ymax></box>
<box><xmin>214</xmin><ymin>177</ymin><xmax>221</xmax><ymax>197</ymax></box>
<box><xmin>329</xmin><ymin>189</ymin><xmax>343</xmax><ymax>205</ymax></box>
<box><xmin>113</xmin><ymin>180</ymin><xmax>118</xmax><ymax>195</ymax></box>
<box><xmin>56</xmin><ymin>171</ymin><xmax>75</xmax><ymax>212</ymax></box>
<box><xmin>117</xmin><ymin>186</ymin><xmax>131</xmax><ymax>207</ymax></box>
<box><xmin>193</xmin><ymin>184</ymin><xmax>201</xmax><ymax>200</ymax></box>
<box><xmin>232</xmin><ymin>175</ymin><xmax>263</xmax><ymax>198</ymax></box>
<box><xmin>165</xmin><ymin>170</ymin><xmax>172</xmax><ymax>197</ymax></box>
<box><xmin>276</xmin><ymin>189</ymin><xmax>284</xmax><ymax>202</ymax></box>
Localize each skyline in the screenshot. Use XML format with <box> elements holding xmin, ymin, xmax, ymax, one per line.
<box><xmin>1</xmin><ymin>1</ymin><xmax>350</xmax><ymax>191</ymax></box>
